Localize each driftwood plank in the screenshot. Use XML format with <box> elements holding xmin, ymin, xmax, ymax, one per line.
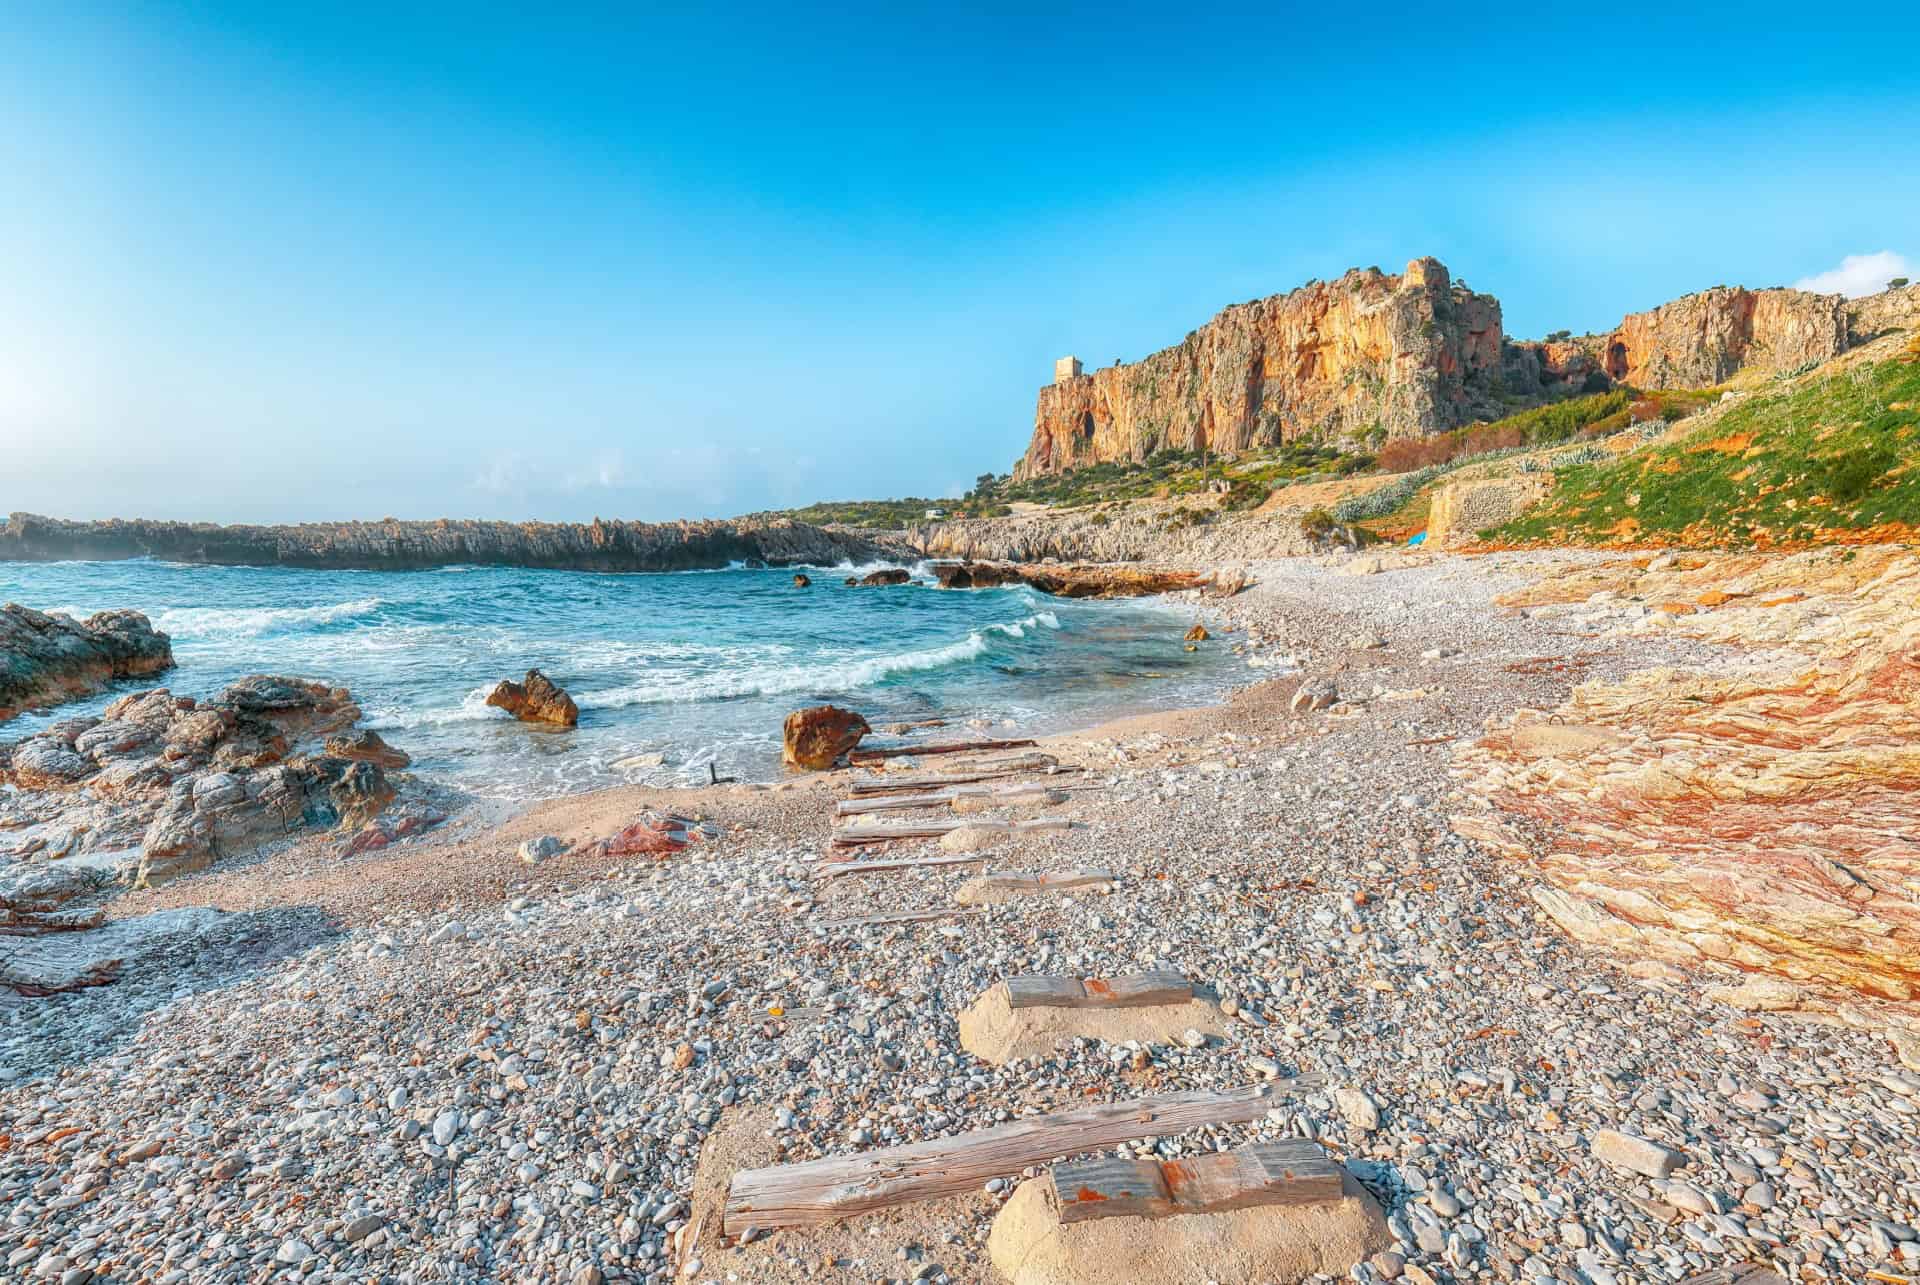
<box><xmin>834</xmin><ymin>783</ymin><xmax>1068</xmax><ymax>817</ymax></box>
<box><xmin>817</xmin><ymin>853</ymin><xmax>993</xmax><ymax>879</ymax></box>
<box><xmin>1674</xmin><ymin>1268</ymin><xmax>1788</xmax><ymax>1285</ymax></box>
<box><xmin>956</xmin><ymin>870</ymin><xmax>1115</xmax><ymax>904</ymax></box>
<box><xmin>848</xmin><ymin>737</ymin><xmax>1038</xmax><ymax>764</ymax></box>
<box><xmin>1004</xmin><ymin>971</ymin><xmax>1192</xmax><ymax>1011</ymax></box>
<box><xmin>1052</xmin><ymin>1140</ymin><xmax>1341</xmax><ymax>1224</ymax></box>
<box><xmin>721</xmin><ymin>1078</ymin><xmax>1323</xmax><ymax>1235</ymax></box>
<box><xmin>830</xmin><ymin>817</ymin><xmax>1071</xmax><ymax>848</ymax></box>
<box><xmin>847</xmin><ymin>755</ymin><xmax>1061</xmax><ymax>794</ymax></box>
<box><xmin>811</xmin><ymin>908</ymin><xmax>986</xmax><ymax>930</ymax></box>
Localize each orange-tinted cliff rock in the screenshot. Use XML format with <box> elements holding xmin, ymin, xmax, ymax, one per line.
<box><xmin>1596</xmin><ymin>285</ymin><xmax>1848</xmax><ymax>388</ymax></box>
<box><xmin>1015</xmin><ymin>258</ymin><xmax>1506</xmax><ymax>479</ymax></box>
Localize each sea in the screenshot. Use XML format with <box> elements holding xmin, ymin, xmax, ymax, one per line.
<box><xmin>1</xmin><ymin>560</ymin><xmax>1241</xmax><ymax>798</ymax></box>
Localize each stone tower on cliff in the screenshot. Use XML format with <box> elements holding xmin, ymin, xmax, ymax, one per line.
<box><xmin>1054</xmin><ymin>355</ymin><xmax>1083</xmax><ymax>383</ymax></box>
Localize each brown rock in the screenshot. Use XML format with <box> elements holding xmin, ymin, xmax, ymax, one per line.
<box><xmin>1184</xmin><ymin>623</ymin><xmax>1210</xmax><ymax>642</ymax></box>
<box><xmin>485</xmin><ymin>669</ymin><xmax>579</xmax><ymax>727</ymax></box>
<box><xmin>792</xmin><ymin>573</ymin><xmax>810</xmax><ymax>587</ymax></box>
<box><xmin>323</xmin><ymin>728</ymin><xmax>412</xmax><ymax>770</ymax></box>
<box><xmin>0</xmin><ymin>603</ymin><xmax>174</xmax><ymax>722</ymax></box>
<box><xmin>852</xmin><ymin>568</ymin><xmax>911</xmax><ymax>587</ymax></box>
<box><xmin>782</xmin><ymin>705</ymin><xmax>870</xmax><ymax>770</ymax></box>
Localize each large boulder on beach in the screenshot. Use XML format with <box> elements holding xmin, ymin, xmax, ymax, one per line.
<box><xmin>782</xmin><ymin>705</ymin><xmax>870</xmax><ymax>770</ymax></box>
<box><xmin>1291</xmin><ymin>677</ymin><xmax>1339</xmax><ymax>713</ymax></box>
<box><xmin>1</xmin><ymin>603</ymin><xmax>175</xmax><ymax>722</ymax></box>
<box><xmin>485</xmin><ymin>669</ymin><xmax>579</xmax><ymax>727</ymax></box>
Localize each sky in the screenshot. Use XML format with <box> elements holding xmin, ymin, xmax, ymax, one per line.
<box><xmin>2</xmin><ymin>3</ymin><xmax>1917</xmax><ymax>525</ymax></box>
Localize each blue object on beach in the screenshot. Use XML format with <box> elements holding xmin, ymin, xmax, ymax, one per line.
<box><xmin>1407</xmin><ymin>531</ymin><xmax>1427</xmax><ymax>546</ymax></box>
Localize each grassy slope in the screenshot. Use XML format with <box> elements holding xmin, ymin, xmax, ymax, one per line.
<box><xmin>1498</xmin><ymin>347</ymin><xmax>1920</xmax><ymax>546</ymax></box>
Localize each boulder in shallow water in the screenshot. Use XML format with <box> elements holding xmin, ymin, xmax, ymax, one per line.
<box><xmin>485</xmin><ymin>669</ymin><xmax>579</xmax><ymax>727</ymax></box>
<box><xmin>853</xmin><ymin>568</ymin><xmax>911</xmax><ymax>587</ymax></box>
<box><xmin>782</xmin><ymin>705</ymin><xmax>870</xmax><ymax>770</ymax></box>
<box><xmin>1184</xmin><ymin>623</ymin><xmax>1210</xmax><ymax>642</ymax></box>
<box><xmin>792</xmin><ymin>573</ymin><xmax>810</xmax><ymax>587</ymax></box>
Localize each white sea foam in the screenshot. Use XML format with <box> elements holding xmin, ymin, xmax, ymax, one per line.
<box><xmin>576</xmin><ymin>629</ymin><xmax>1000</xmax><ymax>709</ymax></box>
<box><xmin>153</xmin><ymin>598</ymin><xmax>385</xmax><ymax>638</ymax></box>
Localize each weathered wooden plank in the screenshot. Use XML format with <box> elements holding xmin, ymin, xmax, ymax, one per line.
<box><xmin>1052</xmin><ymin>1140</ymin><xmax>1342</xmax><ymax>1224</ymax></box>
<box><xmin>830</xmin><ymin>817</ymin><xmax>1071</xmax><ymax>848</ymax></box>
<box><xmin>811</xmin><ymin>907</ymin><xmax>986</xmax><ymax>930</ymax></box>
<box><xmin>835</xmin><ymin>783</ymin><xmax>1069</xmax><ymax>817</ymax></box>
<box><xmin>817</xmin><ymin>853</ymin><xmax>992</xmax><ymax>879</ymax></box>
<box><xmin>847</xmin><ymin>755</ymin><xmax>1061</xmax><ymax>794</ymax></box>
<box><xmin>1003</xmin><ymin>971</ymin><xmax>1192</xmax><ymax>1010</ymax></box>
<box><xmin>848</xmin><ymin>737</ymin><xmax>1038</xmax><ymax>764</ymax></box>
<box><xmin>1673</xmin><ymin>1267</ymin><xmax>1788</xmax><ymax>1285</ymax></box>
<box><xmin>964</xmin><ymin>869</ymin><xmax>1114</xmax><ymax>895</ymax></box>
<box><xmin>721</xmin><ymin>1078</ymin><xmax>1323</xmax><ymax>1235</ymax></box>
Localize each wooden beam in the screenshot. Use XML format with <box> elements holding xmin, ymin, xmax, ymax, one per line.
<box><xmin>848</xmin><ymin>737</ymin><xmax>1038</xmax><ymax>764</ymax></box>
<box><xmin>1052</xmin><ymin>1139</ymin><xmax>1342</xmax><ymax>1224</ymax></box>
<box><xmin>811</xmin><ymin>908</ymin><xmax>986</xmax><ymax>930</ymax></box>
<box><xmin>721</xmin><ymin>1078</ymin><xmax>1323</xmax><ymax>1236</ymax></box>
<box><xmin>830</xmin><ymin>817</ymin><xmax>1071</xmax><ymax>848</ymax></box>
<box><xmin>834</xmin><ymin>783</ymin><xmax>1069</xmax><ymax>817</ymax></box>
<box><xmin>1674</xmin><ymin>1267</ymin><xmax>1789</xmax><ymax>1285</ymax></box>
<box><xmin>1004</xmin><ymin>971</ymin><xmax>1192</xmax><ymax>1011</ymax></box>
<box><xmin>817</xmin><ymin>853</ymin><xmax>992</xmax><ymax>879</ymax></box>
<box><xmin>957</xmin><ymin>870</ymin><xmax>1115</xmax><ymax>903</ymax></box>
<box><xmin>847</xmin><ymin>755</ymin><xmax>1061</xmax><ymax>794</ymax></box>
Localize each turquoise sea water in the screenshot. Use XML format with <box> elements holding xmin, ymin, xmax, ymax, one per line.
<box><xmin>0</xmin><ymin>560</ymin><xmax>1236</xmax><ymax>797</ymax></box>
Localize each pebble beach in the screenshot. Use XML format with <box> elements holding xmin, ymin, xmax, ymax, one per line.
<box><xmin>3</xmin><ymin>551</ymin><xmax>1917</xmax><ymax>1285</ymax></box>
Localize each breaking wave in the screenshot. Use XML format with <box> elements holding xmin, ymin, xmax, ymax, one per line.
<box><xmin>153</xmin><ymin>598</ymin><xmax>386</xmax><ymax>638</ymax></box>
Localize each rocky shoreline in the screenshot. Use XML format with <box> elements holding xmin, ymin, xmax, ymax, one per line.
<box><xmin>0</xmin><ymin>548</ymin><xmax>1914</xmax><ymax>1284</ymax></box>
<box><xmin>0</xmin><ymin>604</ymin><xmax>175</xmax><ymax>723</ymax></box>
<box><xmin>0</xmin><ymin>512</ymin><xmax>907</xmax><ymax>573</ymax></box>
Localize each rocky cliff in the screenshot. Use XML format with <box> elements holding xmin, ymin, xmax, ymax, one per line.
<box><xmin>0</xmin><ymin>512</ymin><xmax>906</xmax><ymax>572</ymax></box>
<box><xmin>1594</xmin><ymin>285</ymin><xmax>1849</xmax><ymax>388</ymax></box>
<box><xmin>1016</xmin><ymin>258</ymin><xmax>1509</xmax><ymax>479</ymax></box>
<box><xmin>1</xmin><ymin>604</ymin><xmax>175</xmax><ymax>722</ymax></box>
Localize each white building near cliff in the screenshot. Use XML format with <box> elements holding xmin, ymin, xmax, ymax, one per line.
<box><xmin>1054</xmin><ymin>355</ymin><xmax>1082</xmax><ymax>383</ymax></box>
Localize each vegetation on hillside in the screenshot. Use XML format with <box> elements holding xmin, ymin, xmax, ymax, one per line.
<box><xmin>1497</xmin><ymin>349</ymin><xmax>1920</xmax><ymax>546</ymax></box>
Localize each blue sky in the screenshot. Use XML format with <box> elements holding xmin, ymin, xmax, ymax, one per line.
<box><xmin>3</xmin><ymin>3</ymin><xmax>1916</xmax><ymax>524</ymax></box>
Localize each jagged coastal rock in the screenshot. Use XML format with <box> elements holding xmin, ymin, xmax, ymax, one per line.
<box><xmin>485</xmin><ymin>669</ymin><xmax>580</xmax><ymax>727</ymax></box>
<box><xmin>931</xmin><ymin>560</ymin><xmax>1216</xmax><ymax>598</ymax></box>
<box><xmin>0</xmin><ymin>603</ymin><xmax>175</xmax><ymax>722</ymax></box>
<box><xmin>1017</xmin><ymin>258</ymin><xmax>1507</xmax><ymax>478</ymax></box>
<box><xmin>0</xmin><ymin>675</ymin><xmax>408</xmax><ymax>891</ymax></box>
<box><xmin>0</xmin><ymin>513</ymin><xmax>907</xmax><ymax>572</ymax></box>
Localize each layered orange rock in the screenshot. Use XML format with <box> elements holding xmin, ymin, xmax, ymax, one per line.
<box><xmin>1596</xmin><ymin>285</ymin><xmax>1847</xmax><ymax>388</ymax></box>
<box><xmin>1016</xmin><ymin>259</ymin><xmax>1506</xmax><ymax>478</ymax></box>
<box><xmin>1451</xmin><ymin>550</ymin><xmax>1920</xmax><ymax>1048</ymax></box>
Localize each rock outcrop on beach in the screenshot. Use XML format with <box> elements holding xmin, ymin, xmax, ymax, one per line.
<box><xmin>0</xmin><ymin>603</ymin><xmax>175</xmax><ymax>722</ymax></box>
<box><xmin>0</xmin><ymin>675</ymin><xmax>407</xmax><ymax>891</ymax></box>
<box><xmin>485</xmin><ymin>669</ymin><xmax>580</xmax><ymax>727</ymax></box>
<box><xmin>0</xmin><ymin>512</ymin><xmax>907</xmax><ymax>572</ymax></box>
<box><xmin>1016</xmin><ymin>258</ymin><xmax>1508</xmax><ymax>478</ymax></box>
<box><xmin>1595</xmin><ymin>285</ymin><xmax>1848</xmax><ymax>388</ymax></box>
<box><xmin>782</xmin><ymin>704</ymin><xmax>869</xmax><ymax>770</ymax></box>
<box><xmin>1452</xmin><ymin>548</ymin><xmax>1920</xmax><ymax>1035</ymax></box>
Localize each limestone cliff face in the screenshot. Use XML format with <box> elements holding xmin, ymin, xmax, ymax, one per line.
<box><xmin>1016</xmin><ymin>258</ymin><xmax>1505</xmax><ymax>479</ymax></box>
<box><xmin>1597</xmin><ymin>286</ymin><xmax>1848</xmax><ymax>388</ymax></box>
<box><xmin>0</xmin><ymin>513</ymin><xmax>907</xmax><ymax>573</ymax></box>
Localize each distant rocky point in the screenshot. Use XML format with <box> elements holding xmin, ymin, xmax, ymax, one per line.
<box><xmin>0</xmin><ymin>513</ymin><xmax>906</xmax><ymax>573</ymax></box>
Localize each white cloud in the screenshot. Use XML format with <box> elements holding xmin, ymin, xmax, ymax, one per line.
<box><xmin>1793</xmin><ymin>250</ymin><xmax>1911</xmax><ymax>298</ymax></box>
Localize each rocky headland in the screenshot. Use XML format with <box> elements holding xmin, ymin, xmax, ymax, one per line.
<box><xmin>0</xmin><ymin>604</ymin><xmax>175</xmax><ymax>723</ymax></box>
<box><xmin>0</xmin><ymin>512</ymin><xmax>907</xmax><ymax>572</ymax></box>
<box><xmin>1015</xmin><ymin>257</ymin><xmax>1912</xmax><ymax>480</ymax></box>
